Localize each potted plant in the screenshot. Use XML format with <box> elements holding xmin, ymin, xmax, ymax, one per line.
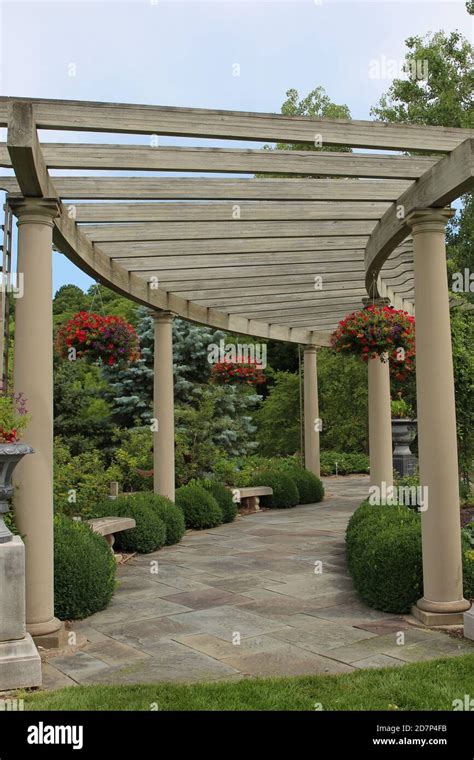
<box><xmin>0</xmin><ymin>391</ymin><xmax>33</xmax><ymax>543</ymax></box>
<box><xmin>55</xmin><ymin>311</ymin><xmax>140</xmax><ymax>367</ymax></box>
<box><xmin>391</xmin><ymin>395</ymin><xmax>417</xmax><ymax>477</ymax></box>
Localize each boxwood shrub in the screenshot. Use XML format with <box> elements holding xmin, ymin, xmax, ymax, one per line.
<box><xmin>250</xmin><ymin>469</ymin><xmax>299</xmax><ymax>509</ymax></box>
<box><xmin>175</xmin><ymin>484</ymin><xmax>223</xmax><ymax>529</ymax></box>
<box><xmin>462</xmin><ymin>527</ymin><xmax>474</xmax><ymax>600</ymax></box>
<box><xmin>289</xmin><ymin>468</ymin><xmax>325</xmax><ymax>504</ymax></box>
<box><xmin>54</xmin><ymin>515</ymin><xmax>116</xmax><ymax>620</ymax></box>
<box><xmin>151</xmin><ymin>495</ymin><xmax>186</xmax><ymax>545</ymax></box>
<box><xmin>346</xmin><ymin>502</ymin><xmax>423</xmax><ymax>613</ymax></box>
<box><xmin>92</xmin><ymin>495</ymin><xmax>167</xmax><ymax>554</ymax></box>
<box><xmin>347</xmin><ymin>503</ymin><xmax>474</xmax><ymax>613</ymax></box>
<box><xmin>200</xmin><ymin>480</ymin><xmax>238</xmax><ymax>523</ymax></box>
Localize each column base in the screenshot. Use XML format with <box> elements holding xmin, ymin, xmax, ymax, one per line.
<box><xmin>0</xmin><ymin>634</ymin><xmax>42</xmax><ymax>691</ymax></box>
<box><xmin>28</xmin><ymin>618</ymin><xmax>66</xmax><ymax>649</ymax></box>
<box><xmin>412</xmin><ymin>596</ymin><xmax>471</xmax><ymax>627</ymax></box>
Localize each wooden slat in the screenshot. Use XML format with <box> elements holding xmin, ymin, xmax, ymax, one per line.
<box><xmin>71</xmin><ymin>201</ymin><xmax>391</xmax><ymax>223</ymax></box>
<box><xmin>26</xmin><ymin>177</ymin><xmax>411</xmax><ymax>201</ymax></box>
<box><xmin>178</xmin><ymin>283</ymin><xmax>369</xmax><ymax>301</ymax></box>
<box><xmin>102</xmin><ymin>236</ymin><xmax>369</xmax><ymax>259</ymax></box>
<box><xmin>0</xmin><ymin>142</ymin><xmax>438</xmax><ymax>178</ymax></box>
<box><xmin>365</xmin><ymin>138</ymin><xmax>474</xmax><ymax>290</ymax></box>
<box><xmin>0</xmin><ymin>177</ymin><xmax>20</xmax><ymax>193</ymax></box>
<box><xmin>116</xmin><ymin>254</ymin><xmax>366</xmax><ymax>273</ymax></box>
<box><xmin>83</xmin><ymin>219</ymin><xmax>376</xmax><ymax>242</ymax></box>
<box><xmin>1</xmin><ymin>97</ymin><xmax>471</xmax><ymax>151</ymax></box>
<box><xmin>222</xmin><ymin>294</ymin><xmax>369</xmax><ymax>312</ymax></box>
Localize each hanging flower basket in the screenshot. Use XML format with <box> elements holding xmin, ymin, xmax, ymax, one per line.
<box><xmin>55</xmin><ymin>312</ymin><xmax>140</xmax><ymax>366</ymax></box>
<box><xmin>330</xmin><ymin>305</ymin><xmax>415</xmax><ymax>380</ymax></box>
<box><xmin>210</xmin><ymin>359</ymin><xmax>265</xmax><ymax>386</ymax></box>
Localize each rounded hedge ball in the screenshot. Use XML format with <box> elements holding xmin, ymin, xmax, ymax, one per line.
<box><xmin>175</xmin><ymin>484</ymin><xmax>223</xmax><ymax>529</ymax></box>
<box><xmin>54</xmin><ymin>515</ymin><xmax>116</xmax><ymax>620</ymax></box>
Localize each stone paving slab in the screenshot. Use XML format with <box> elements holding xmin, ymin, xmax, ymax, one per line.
<box><xmin>352</xmin><ymin>654</ymin><xmax>406</xmax><ymax>669</ymax></box>
<box><xmin>41</xmin><ymin>476</ymin><xmax>473</xmax><ymax>687</ymax></box>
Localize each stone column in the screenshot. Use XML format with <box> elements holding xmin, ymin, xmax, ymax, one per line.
<box><xmin>367</xmin><ymin>353</ymin><xmax>393</xmax><ymax>490</ymax></box>
<box><xmin>407</xmin><ymin>208</ymin><xmax>470</xmax><ymax>625</ymax></box>
<box><xmin>153</xmin><ymin>311</ymin><xmax>175</xmax><ymax>501</ymax></box>
<box><xmin>10</xmin><ymin>197</ymin><xmax>64</xmax><ymax>647</ymax></box>
<box><xmin>303</xmin><ymin>345</ymin><xmax>320</xmax><ymax>478</ymax></box>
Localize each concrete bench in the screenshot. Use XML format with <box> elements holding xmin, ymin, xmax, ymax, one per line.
<box><xmin>87</xmin><ymin>516</ymin><xmax>136</xmax><ymax>552</ymax></box>
<box><xmin>231</xmin><ymin>486</ymin><xmax>273</xmax><ymax>512</ymax></box>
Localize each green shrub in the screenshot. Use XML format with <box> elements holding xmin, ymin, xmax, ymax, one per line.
<box><xmin>462</xmin><ymin>528</ymin><xmax>474</xmax><ymax>600</ymax></box>
<box><xmin>346</xmin><ymin>502</ymin><xmax>423</xmax><ymax>613</ymax></box>
<box><xmin>320</xmin><ymin>451</ymin><xmax>370</xmax><ymax>476</ymax></box>
<box><xmin>347</xmin><ymin>504</ymin><xmax>474</xmax><ymax>611</ymax></box>
<box><xmin>151</xmin><ymin>496</ymin><xmax>186</xmax><ymax>545</ymax></box>
<box><xmin>124</xmin><ymin>492</ymin><xmax>185</xmax><ymax>546</ymax></box>
<box><xmin>54</xmin><ymin>515</ymin><xmax>116</xmax><ymax>620</ymax></box>
<box><xmin>288</xmin><ymin>468</ymin><xmax>325</xmax><ymax>504</ymax></box>
<box><xmin>92</xmin><ymin>495</ymin><xmax>166</xmax><ymax>553</ymax></box>
<box><xmin>250</xmin><ymin>470</ymin><xmax>299</xmax><ymax>509</ymax></box>
<box><xmin>54</xmin><ymin>437</ymin><xmax>121</xmax><ymax>518</ymax></box>
<box><xmin>200</xmin><ymin>480</ymin><xmax>238</xmax><ymax>523</ymax></box>
<box><xmin>175</xmin><ymin>484</ymin><xmax>223</xmax><ymax>529</ymax></box>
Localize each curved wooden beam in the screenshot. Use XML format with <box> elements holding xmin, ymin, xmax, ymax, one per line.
<box><xmin>365</xmin><ymin>138</ymin><xmax>474</xmax><ymax>293</ymax></box>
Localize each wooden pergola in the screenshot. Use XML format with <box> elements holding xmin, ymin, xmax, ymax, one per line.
<box><xmin>0</xmin><ymin>97</ymin><xmax>472</xmax><ymax>648</ymax></box>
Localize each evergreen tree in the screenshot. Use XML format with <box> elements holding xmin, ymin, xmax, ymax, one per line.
<box><xmin>102</xmin><ymin>309</ymin><xmax>260</xmax><ymax>461</ymax></box>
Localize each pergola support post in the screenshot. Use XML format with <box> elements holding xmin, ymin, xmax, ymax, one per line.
<box><xmin>10</xmin><ymin>197</ymin><xmax>65</xmax><ymax>648</ymax></box>
<box><xmin>367</xmin><ymin>354</ymin><xmax>393</xmax><ymax>491</ymax></box>
<box><xmin>407</xmin><ymin>208</ymin><xmax>470</xmax><ymax>625</ymax></box>
<box><xmin>153</xmin><ymin>311</ymin><xmax>175</xmax><ymax>501</ymax></box>
<box><xmin>363</xmin><ymin>297</ymin><xmax>393</xmax><ymax>492</ymax></box>
<box><xmin>303</xmin><ymin>345</ymin><xmax>320</xmax><ymax>478</ymax></box>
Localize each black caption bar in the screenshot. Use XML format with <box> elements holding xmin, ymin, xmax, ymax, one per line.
<box><xmin>0</xmin><ymin>710</ymin><xmax>472</xmax><ymax>757</ymax></box>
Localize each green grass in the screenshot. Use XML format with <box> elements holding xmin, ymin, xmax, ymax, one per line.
<box><xmin>21</xmin><ymin>654</ymin><xmax>474</xmax><ymax>711</ymax></box>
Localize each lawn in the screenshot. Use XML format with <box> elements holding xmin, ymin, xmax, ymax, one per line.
<box><xmin>22</xmin><ymin>654</ymin><xmax>474</xmax><ymax>711</ymax></box>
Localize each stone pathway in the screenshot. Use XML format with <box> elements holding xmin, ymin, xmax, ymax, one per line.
<box><xmin>42</xmin><ymin>476</ymin><xmax>473</xmax><ymax>688</ymax></box>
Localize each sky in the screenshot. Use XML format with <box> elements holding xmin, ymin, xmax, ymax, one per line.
<box><xmin>0</xmin><ymin>0</ymin><xmax>472</xmax><ymax>295</ymax></box>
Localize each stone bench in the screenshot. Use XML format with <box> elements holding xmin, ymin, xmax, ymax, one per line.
<box><xmin>87</xmin><ymin>516</ymin><xmax>136</xmax><ymax>552</ymax></box>
<box><xmin>231</xmin><ymin>486</ymin><xmax>273</xmax><ymax>512</ymax></box>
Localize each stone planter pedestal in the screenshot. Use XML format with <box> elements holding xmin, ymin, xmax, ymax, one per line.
<box><xmin>464</xmin><ymin>607</ymin><xmax>474</xmax><ymax>640</ymax></box>
<box><xmin>392</xmin><ymin>418</ymin><xmax>418</xmax><ymax>477</ymax></box>
<box><xmin>0</xmin><ymin>444</ymin><xmax>42</xmax><ymax>691</ymax></box>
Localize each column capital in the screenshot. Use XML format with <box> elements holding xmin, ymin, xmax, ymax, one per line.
<box><xmin>303</xmin><ymin>344</ymin><xmax>317</xmax><ymax>354</ymax></box>
<box><xmin>8</xmin><ymin>196</ymin><xmax>61</xmax><ymax>228</ymax></box>
<box><xmin>406</xmin><ymin>207</ymin><xmax>454</xmax><ymax>234</ymax></box>
<box><xmin>151</xmin><ymin>309</ymin><xmax>175</xmax><ymax>324</ymax></box>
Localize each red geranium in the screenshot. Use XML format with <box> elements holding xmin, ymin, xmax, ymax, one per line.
<box><xmin>210</xmin><ymin>359</ymin><xmax>265</xmax><ymax>386</ymax></box>
<box><xmin>55</xmin><ymin>312</ymin><xmax>140</xmax><ymax>366</ymax></box>
<box><xmin>330</xmin><ymin>305</ymin><xmax>415</xmax><ymax>380</ymax></box>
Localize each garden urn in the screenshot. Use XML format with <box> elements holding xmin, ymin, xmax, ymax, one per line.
<box><xmin>391</xmin><ymin>419</ymin><xmax>417</xmax><ymax>477</ymax></box>
<box><xmin>0</xmin><ymin>443</ymin><xmax>34</xmax><ymax>543</ymax></box>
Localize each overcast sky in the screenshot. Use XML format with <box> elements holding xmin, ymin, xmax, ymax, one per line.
<box><xmin>0</xmin><ymin>0</ymin><xmax>472</xmax><ymax>294</ymax></box>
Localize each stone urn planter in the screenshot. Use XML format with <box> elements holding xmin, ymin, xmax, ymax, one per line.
<box><xmin>0</xmin><ymin>443</ymin><xmax>33</xmax><ymax>543</ymax></box>
<box><xmin>392</xmin><ymin>419</ymin><xmax>417</xmax><ymax>477</ymax></box>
